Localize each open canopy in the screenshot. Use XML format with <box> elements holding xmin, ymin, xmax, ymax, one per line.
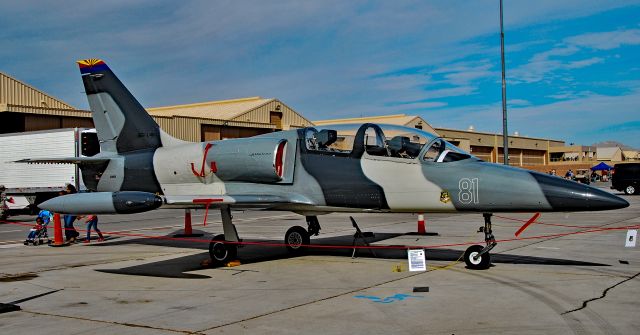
<box><xmin>591</xmin><ymin>162</ymin><xmax>612</xmax><ymax>171</ymax></box>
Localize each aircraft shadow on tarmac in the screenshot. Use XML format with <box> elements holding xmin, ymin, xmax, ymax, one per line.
<box><xmin>95</xmin><ymin>229</ymin><xmax>608</xmax><ymax>279</ymax></box>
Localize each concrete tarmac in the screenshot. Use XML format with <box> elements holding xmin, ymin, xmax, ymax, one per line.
<box><xmin>1</xmin><ymin>186</ymin><xmax>638</xmax><ymax>334</ymax></box>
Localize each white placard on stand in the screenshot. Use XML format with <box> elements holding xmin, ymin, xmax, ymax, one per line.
<box><xmin>625</xmin><ymin>230</ymin><xmax>637</xmax><ymax>248</ymax></box>
<box><xmin>408</xmin><ymin>249</ymin><xmax>426</xmax><ymax>272</ymax></box>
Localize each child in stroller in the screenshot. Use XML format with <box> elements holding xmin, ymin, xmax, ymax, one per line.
<box><xmin>24</xmin><ymin>216</ymin><xmax>50</xmax><ymax>245</ymax></box>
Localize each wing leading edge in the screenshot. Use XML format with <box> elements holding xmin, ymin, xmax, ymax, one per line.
<box><xmin>163</xmin><ymin>194</ymin><xmax>314</xmax><ymax>210</ymax></box>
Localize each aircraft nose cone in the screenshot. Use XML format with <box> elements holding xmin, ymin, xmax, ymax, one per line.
<box><xmin>38</xmin><ymin>196</ymin><xmax>65</xmax><ymax>213</ymax></box>
<box><xmin>531</xmin><ymin>173</ymin><xmax>629</xmax><ymax>211</ymax></box>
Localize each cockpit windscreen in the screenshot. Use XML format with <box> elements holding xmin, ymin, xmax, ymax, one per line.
<box><xmin>304</xmin><ymin>124</ymin><xmax>476</xmax><ymax>162</ymax></box>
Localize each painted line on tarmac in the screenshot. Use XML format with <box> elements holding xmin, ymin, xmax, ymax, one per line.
<box><xmin>0</xmin><ymin>242</ymin><xmax>23</xmax><ymax>248</ymax></box>
<box><xmin>110</xmin><ymin>225</ymin><xmax>184</xmax><ymax>233</ymax></box>
<box><xmin>0</xmin><ymin>229</ymin><xmax>24</xmax><ymax>234</ymax></box>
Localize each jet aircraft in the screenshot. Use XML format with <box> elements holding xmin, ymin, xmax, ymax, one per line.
<box><xmin>34</xmin><ymin>59</ymin><xmax>629</xmax><ymax>269</ymax></box>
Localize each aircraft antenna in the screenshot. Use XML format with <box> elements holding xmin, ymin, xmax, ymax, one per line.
<box><xmin>500</xmin><ymin>0</ymin><xmax>509</xmax><ymax>165</ymax></box>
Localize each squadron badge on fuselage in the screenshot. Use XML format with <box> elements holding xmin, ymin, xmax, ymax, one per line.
<box><xmin>440</xmin><ymin>191</ymin><xmax>451</xmax><ymax>204</ymax></box>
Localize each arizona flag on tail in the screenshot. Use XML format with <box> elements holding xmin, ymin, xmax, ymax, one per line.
<box><xmin>77</xmin><ymin>58</ymin><xmax>109</xmax><ymax>74</ymax></box>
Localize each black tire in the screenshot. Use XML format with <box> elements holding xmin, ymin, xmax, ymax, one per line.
<box><xmin>209</xmin><ymin>234</ymin><xmax>237</xmax><ymax>265</ymax></box>
<box><xmin>624</xmin><ymin>185</ymin><xmax>636</xmax><ymax>195</ymax></box>
<box><xmin>285</xmin><ymin>226</ymin><xmax>310</xmax><ymax>254</ymax></box>
<box><xmin>464</xmin><ymin>245</ymin><xmax>491</xmax><ymax>270</ymax></box>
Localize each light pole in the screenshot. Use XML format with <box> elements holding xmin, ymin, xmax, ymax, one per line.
<box><xmin>500</xmin><ymin>0</ymin><xmax>509</xmax><ymax>165</ymax></box>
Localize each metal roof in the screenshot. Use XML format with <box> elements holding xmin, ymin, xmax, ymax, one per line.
<box><xmin>623</xmin><ymin>150</ymin><xmax>639</xmax><ymax>159</ymax></box>
<box><xmin>147</xmin><ymin>97</ymin><xmax>275</xmax><ymax>121</ymax></box>
<box><xmin>596</xmin><ymin>147</ymin><xmax>622</xmax><ymax>159</ymax></box>
<box><xmin>314</xmin><ymin>114</ymin><xmax>423</xmax><ymax>126</ymax></box>
<box><xmin>1</xmin><ymin>71</ymin><xmax>75</xmax><ymax>109</ymax></box>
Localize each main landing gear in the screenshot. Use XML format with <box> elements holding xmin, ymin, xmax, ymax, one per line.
<box><xmin>464</xmin><ymin>213</ymin><xmax>496</xmax><ymax>270</ymax></box>
<box><xmin>208</xmin><ymin>205</ymin><xmax>240</xmax><ymax>265</ymax></box>
<box><xmin>284</xmin><ymin>216</ymin><xmax>320</xmax><ymax>254</ymax></box>
<box><xmin>209</xmin><ymin>212</ymin><xmax>323</xmax><ymax>265</ymax></box>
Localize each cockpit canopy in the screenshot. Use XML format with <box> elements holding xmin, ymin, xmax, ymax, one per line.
<box><xmin>303</xmin><ymin>123</ymin><xmax>476</xmax><ymax>162</ymax></box>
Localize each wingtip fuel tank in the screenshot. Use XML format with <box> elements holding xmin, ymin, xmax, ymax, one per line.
<box><xmin>39</xmin><ymin>191</ymin><xmax>163</xmax><ymax>215</ymax></box>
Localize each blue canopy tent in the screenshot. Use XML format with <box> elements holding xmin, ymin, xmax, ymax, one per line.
<box><xmin>591</xmin><ymin>162</ymin><xmax>612</xmax><ymax>171</ymax></box>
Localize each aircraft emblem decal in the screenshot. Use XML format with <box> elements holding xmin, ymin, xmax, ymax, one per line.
<box><xmin>440</xmin><ymin>190</ymin><xmax>451</xmax><ymax>203</ymax></box>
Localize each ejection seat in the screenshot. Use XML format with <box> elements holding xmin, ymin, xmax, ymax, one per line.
<box><xmin>388</xmin><ymin>136</ymin><xmax>422</xmax><ymax>158</ymax></box>
<box><xmin>388</xmin><ymin>136</ymin><xmax>410</xmax><ymax>157</ymax></box>
<box><xmin>315</xmin><ymin>129</ymin><xmax>337</xmax><ymax>149</ymax></box>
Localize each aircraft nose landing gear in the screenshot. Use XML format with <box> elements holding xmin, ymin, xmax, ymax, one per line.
<box><xmin>464</xmin><ymin>213</ymin><xmax>496</xmax><ymax>270</ymax></box>
<box><xmin>285</xmin><ymin>226</ymin><xmax>310</xmax><ymax>254</ymax></box>
<box><xmin>283</xmin><ymin>216</ymin><xmax>319</xmax><ymax>254</ymax></box>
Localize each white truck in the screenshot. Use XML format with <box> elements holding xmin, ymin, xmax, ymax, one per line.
<box><xmin>0</xmin><ymin>128</ymin><xmax>98</xmax><ymax>219</ymax></box>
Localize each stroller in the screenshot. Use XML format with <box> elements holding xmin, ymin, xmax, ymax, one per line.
<box><xmin>24</xmin><ymin>211</ymin><xmax>52</xmax><ymax>246</ymax></box>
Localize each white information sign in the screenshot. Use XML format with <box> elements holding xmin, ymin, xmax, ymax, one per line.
<box><xmin>625</xmin><ymin>230</ymin><xmax>637</xmax><ymax>248</ymax></box>
<box><xmin>408</xmin><ymin>249</ymin><xmax>426</xmax><ymax>272</ymax></box>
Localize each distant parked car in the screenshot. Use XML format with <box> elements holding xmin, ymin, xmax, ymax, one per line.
<box><xmin>574</xmin><ymin>169</ymin><xmax>590</xmax><ymax>184</ymax></box>
<box><xmin>611</xmin><ymin>163</ymin><xmax>640</xmax><ymax>195</ymax></box>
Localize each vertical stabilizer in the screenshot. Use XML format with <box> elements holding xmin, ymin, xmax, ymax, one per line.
<box><xmin>77</xmin><ymin>59</ymin><xmax>161</xmax><ymax>153</ymax></box>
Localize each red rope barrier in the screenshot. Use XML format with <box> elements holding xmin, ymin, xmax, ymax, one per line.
<box><xmin>2</xmin><ymin>218</ymin><xmax>639</xmax><ymax>250</ymax></box>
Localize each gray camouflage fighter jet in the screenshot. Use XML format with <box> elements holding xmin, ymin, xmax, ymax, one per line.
<box><xmin>34</xmin><ymin>59</ymin><xmax>629</xmax><ymax>269</ymax></box>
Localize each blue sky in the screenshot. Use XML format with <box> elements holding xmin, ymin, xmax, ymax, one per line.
<box><xmin>1</xmin><ymin>0</ymin><xmax>639</xmax><ymax>147</ymax></box>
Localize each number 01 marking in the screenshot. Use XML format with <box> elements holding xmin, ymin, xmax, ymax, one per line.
<box><xmin>458</xmin><ymin>178</ymin><xmax>479</xmax><ymax>204</ymax></box>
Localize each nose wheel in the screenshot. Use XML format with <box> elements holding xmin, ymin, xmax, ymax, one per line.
<box><xmin>284</xmin><ymin>216</ymin><xmax>321</xmax><ymax>254</ymax></box>
<box><xmin>464</xmin><ymin>213</ymin><xmax>496</xmax><ymax>270</ymax></box>
<box><xmin>285</xmin><ymin>226</ymin><xmax>310</xmax><ymax>254</ymax></box>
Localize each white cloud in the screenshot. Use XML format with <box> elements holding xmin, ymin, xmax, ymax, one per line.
<box><xmin>507</xmin><ymin>99</ymin><xmax>531</xmax><ymax>106</ymax></box>
<box><xmin>442</xmin><ymin>64</ymin><xmax>496</xmax><ymax>86</ymax></box>
<box><xmin>421</xmin><ymin>86</ymin><xmax>478</xmax><ymax>99</ymax></box>
<box><xmin>396</xmin><ymin>101</ymin><xmax>448</xmax><ymax>109</ymax></box>
<box><xmin>566</xmin><ymin>28</ymin><xmax>640</xmax><ymax>50</ymax></box>
<box><xmin>510</xmin><ymin>48</ymin><xmax>604</xmax><ymax>84</ymax></box>
<box><xmin>565</xmin><ymin>57</ymin><xmax>604</xmax><ymax>69</ymax></box>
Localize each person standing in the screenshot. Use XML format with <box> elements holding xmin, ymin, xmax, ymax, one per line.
<box><xmin>58</xmin><ymin>188</ymin><xmax>79</xmax><ymax>242</ymax></box>
<box><xmin>0</xmin><ymin>185</ymin><xmax>7</xmax><ymax>221</ymax></box>
<box><xmin>81</xmin><ymin>214</ymin><xmax>103</xmax><ymax>243</ymax></box>
<box><xmin>63</xmin><ymin>214</ymin><xmax>79</xmax><ymax>242</ymax></box>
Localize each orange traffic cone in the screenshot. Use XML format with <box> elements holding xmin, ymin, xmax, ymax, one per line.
<box><xmin>174</xmin><ymin>208</ymin><xmax>203</xmax><ymax>237</ymax></box>
<box><xmin>417</xmin><ymin>213</ymin><xmax>426</xmax><ymax>234</ymax></box>
<box><xmin>49</xmin><ymin>213</ymin><xmax>67</xmax><ymax>247</ymax></box>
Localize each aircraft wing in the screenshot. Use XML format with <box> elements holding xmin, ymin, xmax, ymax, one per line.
<box><xmin>13</xmin><ymin>157</ymin><xmax>110</xmax><ymax>165</ymax></box>
<box><xmin>164</xmin><ymin>194</ymin><xmax>313</xmax><ymax>210</ymax></box>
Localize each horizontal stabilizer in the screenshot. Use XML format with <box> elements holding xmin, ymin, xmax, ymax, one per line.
<box><xmin>13</xmin><ymin>157</ymin><xmax>110</xmax><ymax>165</ymax></box>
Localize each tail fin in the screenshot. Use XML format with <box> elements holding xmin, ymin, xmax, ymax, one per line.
<box><xmin>78</xmin><ymin>59</ymin><xmax>160</xmax><ymax>153</ymax></box>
